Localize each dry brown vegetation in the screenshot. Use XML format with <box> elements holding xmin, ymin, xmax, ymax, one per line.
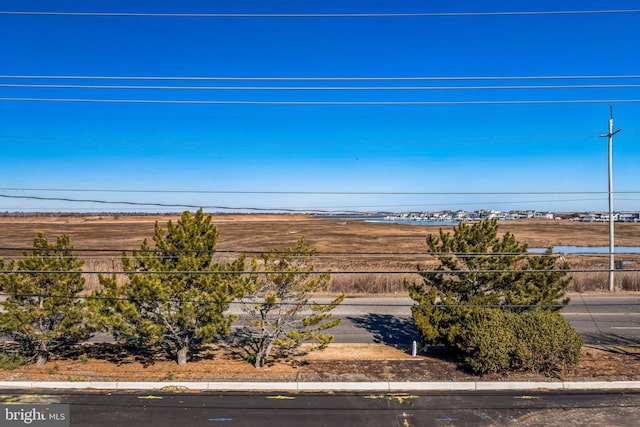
<box><xmin>0</xmin><ymin>214</ymin><xmax>639</xmax><ymax>293</ymax></box>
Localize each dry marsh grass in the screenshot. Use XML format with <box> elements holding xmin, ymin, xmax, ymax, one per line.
<box><xmin>1</xmin><ymin>215</ymin><xmax>639</xmax><ymax>294</ymax></box>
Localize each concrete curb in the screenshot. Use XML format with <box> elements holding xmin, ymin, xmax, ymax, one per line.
<box><xmin>1</xmin><ymin>380</ymin><xmax>640</xmax><ymax>391</ymax></box>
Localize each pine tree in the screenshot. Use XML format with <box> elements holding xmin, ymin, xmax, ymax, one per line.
<box><xmin>0</xmin><ymin>234</ymin><xmax>92</xmax><ymax>365</ymax></box>
<box><xmin>406</xmin><ymin>218</ymin><xmax>570</xmax><ymax>347</ymax></box>
<box><xmin>239</xmin><ymin>237</ymin><xmax>344</xmax><ymax>368</ymax></box>
<box><xmin>92</xmin><ymin>209</ymin><xmax>248</xmax><ymax>365</ymax></box>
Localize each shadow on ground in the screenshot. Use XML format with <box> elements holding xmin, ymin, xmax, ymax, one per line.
<box><xmin>348</xmin><ymin>314</ymin><xmax>421</xmax><ymax>352</ymax></box>
<box><xmin>582</xmin><ymin>332</ymin><xmax>640</xmax><ymax>346</ymax></box>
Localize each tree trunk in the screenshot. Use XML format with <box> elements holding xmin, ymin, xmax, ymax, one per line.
<box><xmin>176</xmin><ymin>346</ymin><xmax>189</xmax><ymax>366</ymax></box>
<box><xmin>254</xmin><ymin>338</ymin><xmax>274</xmax><ymax>369</ymax></box>
<box><xmin>36</xmin><ymin>341</ymin><xmax>48</xmax><ymax>366</ymax></box>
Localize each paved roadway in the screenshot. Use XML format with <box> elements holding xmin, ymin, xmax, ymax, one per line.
<box><xmin>561</xmin><ymin>295</ymin><xmax>640</xmax><ymax>345</ymax></box>
<box><xmin>1</xmin><ymin>389</ymin><xmax>639</xmax><ymax>426</ymax></box>
<box><xmin>231</xmin><ymin>295</ymin><xmax>640</xmax><ymax>347</ymax></box>
<box><xmin>83</xmin><ymin>295</ymin><xmax>640</xmax><ymax>347</ymax></box>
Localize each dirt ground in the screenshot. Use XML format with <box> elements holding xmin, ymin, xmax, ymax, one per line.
<box><xmin>1</xmin><ymin>343</ymin><xmax>639</xmax><ymax>383</ymax></box>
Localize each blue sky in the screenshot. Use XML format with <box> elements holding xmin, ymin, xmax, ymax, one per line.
<box><xmin>1</xmin><ymin>0</ymin><xmax>639</xmax><ymax>213</ymax></box>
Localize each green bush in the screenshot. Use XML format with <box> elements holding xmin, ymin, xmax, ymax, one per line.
<box><xmin>455</xmin><ymin>308</ymin><xmax>582</xmax><ymax>375</ymax></box>
<box><xmin>0</xmin><ymin>347</ymin><xmax>27</xmax><ymax>370</ymax></box>
<box><xmin>457</xmin><ymin>308</ymin><xmax>517</xmax><ymax>375</ymax></box>
<box><xmin>512</xmin><ymin>308</ymin><xmax>583</xmax><ymax>374</ymax></box>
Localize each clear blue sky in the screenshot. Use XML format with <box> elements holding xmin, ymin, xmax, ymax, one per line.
<box><xmin>1</xmin><ymin>0</ymin><xmax>639</xmax><ymax>213</ymax></box>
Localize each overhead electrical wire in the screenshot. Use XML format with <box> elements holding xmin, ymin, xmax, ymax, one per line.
<box><xmin>0</xmin><ymin>189</ymin><xmax>634</xmax><ymax>213</ymax></box>
<box><xmin>0</xmin><ymin>254</ymin><xmax>588</xmax><ymax>260</ymax></box>
<box><xmin>2</xmin><ymin>187</ymin><xmax>638</xmax><ymax>195</ymax></box>
<box><xmin>0</xmin><ymin>256</ymin><xmax>624</xmax><ymax>263</ymax></box>
<box><xmin>2</xmin><ymin>74</ymin><xmax>640</xmax><ymax>81</ymax></box>
<box><xmin>0</xmin><ymin>194</ymin><xmax>315</xmax><ymax>212</ymax></box>
<box><xmin>0</xmin><ymin>268</ymin><xmax>632</xmax><ymax>275</ymax></box>
<box><xmin>3</xmin><ymin>83</ymin><xmax>640</xmax><ymax>90</ymax></box>
<box><xmin>0</xmin><ymin>249</ymin><xmax>630</xmax><ymax>259</ymax></box>
<box><xmin>0</xmin><ymin>199</ymin><xmax>615</xmax><ymax>212</ymax></box>
<box><xmin>0</xmin><ymin>195</ymin><xmax>618</xmax><ymax>213</ymax></box>
<box><xmin>0</xmin><ymin>249</ymin><xmax>579</xmax><ymax>258</ymax></box>
<box><xmin>2</xmin><ymin>9</ymin><xmax>640</xmax><ymax>17</ymax></box>
<box><xmin>3</xmin><ymin>97</ymin><xmax>640</xmax><ymax>105</ymax></box>
<box><xmin>0</xmin><ymin>293</ymin><xmax>575</xmax><ymax>310</ymax></box>
<box><xmin>0</xmin><ymin>247</ymin><xmax>568</xmax><ymax>256</ymax></box>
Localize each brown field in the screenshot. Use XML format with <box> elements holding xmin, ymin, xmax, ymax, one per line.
<box><xmin>1</xmin><ymin>214</ymin><xmax>639</xmax><ymax>293</ymax></box>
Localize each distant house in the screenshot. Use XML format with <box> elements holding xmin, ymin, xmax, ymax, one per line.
<box><xmin>618</xmin><ymin>212</ymin><xmax>640</xmax><ymax>222</ymax></box>
<box><xmin>454</xmin><ymin>210</ymin><xmax>466</xmax><ymax>219</ymax></box>
<box><xmin>534</xmin><ymin>212</ymin><xmax>555</xmax><ymax>220</ymax></box>
<box><xmin>575</xmin><ymin>213</ymin><xmax>600</xmax><ymax>222</ymax></box>
<box><xmin>572</xmin><ymin>212</ymin><xmax>636</xmax><ymax>222</ymax></box>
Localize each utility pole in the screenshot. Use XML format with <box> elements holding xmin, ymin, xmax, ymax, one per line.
<box><xmin>600</xmin><ymin>104</ymin><xmax>621</xmax><ymax>292</ymax></box>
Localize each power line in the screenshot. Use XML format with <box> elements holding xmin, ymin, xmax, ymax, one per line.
<box><xmin>4</xmin><ymin>83</ymin><xmax>640</xmax><ymax>90</ymax></box>
<box><xmin>0</xmin><ymin>252</ymin><xmax>631</xmax><ymax>261</ymax></box>
<box><xmin>0</xmin><ymin>199</ymin><xmax>616</xmax><ymax>212</ymax></box>
<box><xmin>0</xmin><ymin>246</ymin><xmax>603</xmax><ymax>256</ymax></box>
<box><xmin>0</xmin><ymin>194</ymin><xmax>318</xmax><ymax>212</ymax></box>
<box><xmin>2</xmin><ymin>74</ymin><xmax>640</xmax><ymax>81</ymax></box>
<box><xmin>0</xmin><ymin>201</ymin><xmax>608</xmax><ymax>211</ymax></box>
<box><xmin>0</xmin><ymin>268</ymin><xmax>631</xmax><ymax>275</ymax></box>
<box><xmin>1</xmin><ymin>187</ymin><xmax>639</xmax><ymax>195</ymax></box>
<box><xmin>3</xmin><ymin>97</ymin><xmax>640</xmax><ymax>105</ymax></box>
<box><xmin>0</xmin><ymin>293</ymin><xmax>577</xmax><ymax>309</ymax></box>
<box><xmin>0</xmin><ymin>249</ymin><xmax>565</xmax><ymax>256</ymax></box>
<box><xmin>0</xmin><ymin>192</ymin><xmax>635</xmax><ymax>213</ymax></box>
<box><xmin>2</xmin><ymin>10</ymin><xmax>640</xmax><ymax>17</ymax></box>
<box><xmin>0</xmin><ymin>253</ymin><xmax>574</xmax><ymax>260</ymax></box>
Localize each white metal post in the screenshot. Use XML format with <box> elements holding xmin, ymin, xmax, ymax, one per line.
<box><xmin>601</xmin><ymin>105</ymin><xmax>621</xmax><ymax>292</ymax></box>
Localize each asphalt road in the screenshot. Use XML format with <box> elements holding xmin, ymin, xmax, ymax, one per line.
<box><xmin>230</xmin><ymin>295</ymin><xmax>640</xmax><ymax>347</ymax></box>
<box><xmin>561</xmin><ymin>295</ymin><xmax>640</xmax><ymax>345</ymax></box>
<box><xmin>1</xmin><ymin>389</ymin><xmax>639</xmax><ymax>427</ymax></box>
<box><xmin>82</xmin><ymin>295</ymin><xmax>640</xmax><ymax>347</ymax></box>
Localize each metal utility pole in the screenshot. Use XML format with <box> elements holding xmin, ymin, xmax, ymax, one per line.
<box><xmin>600</xmin><ymin>104</ymin><xmax>621</xmax><ymax>291</ymax></box>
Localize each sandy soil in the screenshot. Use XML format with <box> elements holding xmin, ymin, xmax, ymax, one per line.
<box><xmin>1</xmin><ymin>343</ymin><xmax>638</xmax><ymax>383</ymax></box>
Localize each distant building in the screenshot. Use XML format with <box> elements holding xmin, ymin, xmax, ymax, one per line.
<box><xmin>570</xmin><ymin>212</ymin><xmax>638</xmax><ymax>222</ymax></box>
<box><xmin>618</xmin><ymin>212</ymin><xmax>640</xmax><ymax>222</ymax></box>
<box><xmin>533</xmin><ymin>212</ymin><xmax>554</xmax><ymax>219</ymax></box>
